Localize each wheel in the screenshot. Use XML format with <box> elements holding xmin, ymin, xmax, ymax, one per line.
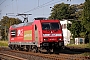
<box><xmin>32</xmin><ymin>48</ymin><xmax>37</xmax><ymax>53</ymax></box>
<box><xmin>32</xmin><ymin>46</ymin><xmax>38</xmax><ymax>53</ymax></box>
<box><xmin>47</xmin><ymin>49</ymin><xmax>50</xmax><ymax>54</ymax></box>
<box><xmin>16</xmin><ymin>45</ymin><xmax>20</xmax><ymax>51</ymax></box>
<box><xmin>11</xmin><ymin>45</ymin><xmax>14</xmax><ymax>50</ymax></box>
<box><xmin>26</xmin><ymin>46</ymin><xmax>32</xmax><ymax>52</ymax></box>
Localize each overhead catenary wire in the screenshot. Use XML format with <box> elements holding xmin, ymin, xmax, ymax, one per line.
<box><xmin>0</xmin><ymin>0</ymin><xmax>6</xmax><ymax>20</ymax></box>
<box><xmin>23</xmin><ymin>0</ymin><xmax>64</xmax><ymax>13</ymax></box>
<box><xmin>23</xmin><ymin>0</ymin><xmax>55</xmax><ymax>13</ymax></box>
<box><xmin>0</xmin><ymin>0</ymin><xmax>6</xmax><ymax>16</ymax></box>
<box><xmin>34</xmin><ymin>0</ymin><xmax>64</xmax><ymax>16</ymax></box>
<box><xmin>0</xmin><ymin>0</ymin><xmax>6</xmax><ymax>6</ymax></box>
<box><xmin>0</xmin><ymin>0</ymin><xmax>13</xmax><ymax>14</ymax></box>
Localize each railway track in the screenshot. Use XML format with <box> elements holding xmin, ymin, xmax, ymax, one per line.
<box><xmin>0</xmin><ymin>47</ymin><xmax>90</xmax><ymax>60</ymax></box>
<box><xmin>0</xmin><ymin>53</ymin><xmax>27</xmax><ymax>60</ymax></box>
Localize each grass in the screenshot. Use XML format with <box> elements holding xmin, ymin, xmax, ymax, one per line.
<box><xmin>67</xmin><ymin>44</ymin><xmax>90</xmax><ymax>56</ymax></box>
<box><xmin>82</xmin><ymin>52</ymin><xmax>90</xmax><ymax>57</ymax></box>
<box><xmin>67</xmin><ymin>43</ymin><xmax>90</xmax><ymax>48</ymax></box>
<box><xmin>0</xmin><ymin>40</ymin><xmax>8</xmax><ymax>46</ymax></box>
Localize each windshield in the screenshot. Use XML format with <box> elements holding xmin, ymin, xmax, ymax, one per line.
<box><xmin>42</xmin><ymin>23</ymin><xmax>60</xmax><ymax>30</ymax></box>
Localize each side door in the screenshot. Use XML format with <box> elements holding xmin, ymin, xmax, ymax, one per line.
<box><xmin>35</xmin><ymin>25</ymin><xmax>39</xmax><ymax>45</ymax></box>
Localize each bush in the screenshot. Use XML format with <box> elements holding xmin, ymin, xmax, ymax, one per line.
<box><xmin>0</xmin><ymin>41</ymin><xmax>8</xmax><ymax>46</ymax></box>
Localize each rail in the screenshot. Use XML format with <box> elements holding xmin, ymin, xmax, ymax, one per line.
<box><xmin>0</xmin><ymin>53</ymin><xmax>27</xmax><ymax>60</ymax></box>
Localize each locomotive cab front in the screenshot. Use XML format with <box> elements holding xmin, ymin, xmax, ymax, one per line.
<box><xmin>39</xmin><ymin>19</ymin><xmax>64</xmax><ymax>51</ymax></box>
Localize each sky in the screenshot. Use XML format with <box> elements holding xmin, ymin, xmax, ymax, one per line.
<box><xmin>0</xmin><ymin>0</ymin><xmax>85</xmax><ymax>22</ymax></box>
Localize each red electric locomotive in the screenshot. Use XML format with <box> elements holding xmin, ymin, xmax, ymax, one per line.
<box><xmin>8</xmin><ymin>17</ymin><xmax>64</xmax><ymax>53</ymax></box>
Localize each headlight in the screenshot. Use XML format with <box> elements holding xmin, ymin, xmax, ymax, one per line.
<box><xmin>43</xmin><ymin>38</ymin><xmax>48</xmax><ymax>41</ymax></box>
<box><xmin>58</xmin><ymin>38</ymin><xmax>61</xmax><ymax>40</ymax></box>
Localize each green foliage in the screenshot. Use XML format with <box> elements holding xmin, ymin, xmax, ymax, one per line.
<box><xmin>0</xmin><ymin>41</ymin><xmax>8</xmax><ymax>46</ymax></box>
<box><xmin>67</xmin><ymin>20</ymin><xmax>88</xmax><ymax>43</ymax></box>
<box><xmin>81</xmin><ymin>0</ymin><xmax>90</xmax><ymax>32</ymax></box>
<box><xmin>70</xmin><ymin>4</ymin><xmax>84</xmax><ymax>19</ymax></box>
<box><xmin>80</xmin><ymin>32</ymin><xmax>86</xmax><ymax>38</ymax></box>
<box><xmin>0</xmin><ymin>16</ymin><xmax>22</xmax><ymax>40</ymax></box>
<box><xmin>80</xmin><ymin>0</ymin><xmax>90</xmax><ymax>46</ymax></box>
<box><xmin>68</xmin><ymin>21</ymin><xmax>82</xmax><ymax>38</ymax></box>
<box><xmin>83</xmin><ymin>52</ymin><xmax>90</xmax><ymax>57</ymax></box>
<box><xmin>49</xmin><ymin>3</ymin><xmax>70</xmax><ymax>20</ymax></box>
<box><xmin>49</xmin><ymin>3</ymin><xmax>83</xmax><ymax>20</ymax></box>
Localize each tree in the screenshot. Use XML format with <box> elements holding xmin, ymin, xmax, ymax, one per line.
<box><xmin>81</xmin><ymin>0</ymin><xmax>90</xmax><ymax>44</ymax></box>
<box><xmin>49</xmin><ymin>3</ymin><xmax>84</xmax><ymax>20</ymax></box>
<box><xmin>67</xmin><ymin>21</ymin><xmax>82</xmax><ymax>38</ymax></box>
<box><xmin>70</xmin><ymin>4</ymin><xmax>84</xmax><ymax>19</ymax></box>
<box><xmin>81</xmin><ymin>0</ymin><xmax>90</xmax><ymax>32</ymax></box>
<box><xmin>0</xmin><ymin>16</ymin><xmax>22</xmax><ymax>40</ymax></box>
<box><xmin>0</xmin><ymin>16</ymin><xmax>22</xmax><ymax>28</ymax></box>
<box><xmin>49</xmin><ymin>3</ymin><xmax>70</xmax><ymax>20</ymax></box>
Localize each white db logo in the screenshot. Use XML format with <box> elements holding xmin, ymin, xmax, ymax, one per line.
<box><xmin>17</xmin><ymin>29</ymin><xmax>23</xmax><ymax>36</ymax></box>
